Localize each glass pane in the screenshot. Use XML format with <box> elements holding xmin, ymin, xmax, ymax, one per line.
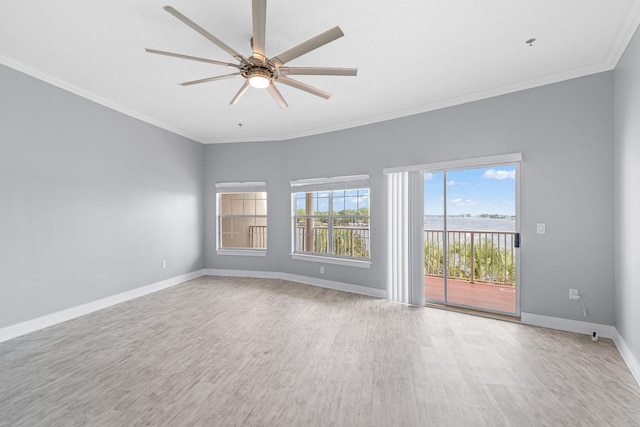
<box><xmin>294</xmin><ymin>218</ymin><xmax>329</xmax><ymax>255</ymax></box>
<box><xmin>243</xmin><ymin>198</ymin><xmax>255</xmax><ymax>215</ymax></box>
<box><xmin>316</xmin><ymin>191</ymin><xmax>329</xmax><ymax>215</ymax></box>
<box><xmin>220</xmin><ymin>194</ymin><xmax>232</xmax><ymax>215</ymax></box>
<box><xmin>257</xmin><ymin>198</ymin><xmax>267</xmax><ymax>215</ymax></box>
<box><xmin>331</xmin><ymin>218</ymin><xmax>370</xmax><ymax>258</ymax></box>
<box><xmin>332</xmin><ymin>190</ymin><xmax>345</xmax><ymax>215</ymax></box>
<box><xmin>444</xmin><ymin>166</ymin><xmax>516</xmax><ymax>313</ymax></box>
<box><xmin>296</xmin><ymin>193</ymin><xmax>306</xmax><ymax>214</ymax></box>
<box><xmin>356</xmin><ymin>188</ymin><xmax>370</xmax><ymax>216</ymax></box>
<box><xmin>231</xmin><ymin>198</ymin><xmax>244</xmax><ymax>215</ymax></box>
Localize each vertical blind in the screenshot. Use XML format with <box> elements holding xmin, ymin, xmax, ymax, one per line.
<box><xmin>386</xmin><ymin>171</ymin><xmax>424</xmax><ymax>305</ymax></box>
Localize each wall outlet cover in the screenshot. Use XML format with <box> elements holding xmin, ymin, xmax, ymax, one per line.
<box><xmin>569</xmin><ymin>288</ymin><xmax>580</xmax><ymax>300</ymax></box>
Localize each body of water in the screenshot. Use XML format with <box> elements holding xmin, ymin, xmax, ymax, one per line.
<box><xmin>425</xmin><ymin>216</ymin><xmax>516</xmax><ymax>232</ymax></box>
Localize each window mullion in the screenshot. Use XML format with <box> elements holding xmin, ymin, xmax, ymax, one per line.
<box><xmin>328</xmin><ymin>191</ymin><xmax>334</xmax><ymax>256</ymax></box>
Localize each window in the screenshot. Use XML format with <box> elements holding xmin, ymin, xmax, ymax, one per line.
<box><xmin>291</xmin><ymin>175</ymin><xmax>370</xmax><ymax>265</ymax></box>
<box><xmin>216</xmin><ymin>182</ymin><xmax>267</xmax><ymax>255</ymax></box>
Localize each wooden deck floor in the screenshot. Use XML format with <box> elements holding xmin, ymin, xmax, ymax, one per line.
<box><xmin>425</xmin><ymin>275</ymin><xmax>516</xmax><ymax>314</ymax></box>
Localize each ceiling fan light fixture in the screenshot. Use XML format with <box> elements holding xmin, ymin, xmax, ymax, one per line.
<box><xmin>149</xmin><ymin>3</ymin><xmax>358</xmax><ymax>107</ymax></box>
<box><xmin>248</xmin><ymin>69</ymin><xmax>271</xmax><ymax>88</ymax></box>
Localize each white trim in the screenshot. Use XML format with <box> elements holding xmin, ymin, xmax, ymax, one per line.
<box><xmin>0</xmin><ymin>55</ymin><xmax>204</xmax><ymax>144</ymax></box>
<box><xmin>203</xmin><ymin>62</ymin><xmax>618</xmax><ymax>144</ymax></box>
<box><xmin>215</xmin><ymin>182</ymin><xmax>267</xmax><ymax>193</ymax></box>
<box><xmin>409</xmin><ymin>171</ymin><xmax>425</xmax><ymax>306</ymax></box>
<box><xmin>290</xmin><ymin>174</ymin><xmax>370</xmax><ymax>193</ymax></box>
<box><xmin>3</xmin><ymin>23</ymin><xmax>634</xmax><ymax>148</ymax></box>
<box><xmin>514</xmin><ymin>162</ymin><xmax>522</xmax><ymax>317</ymax></box>
<box><xmin>521</xmin><ymin>312</ymin><xmax>617</xmax><ymax>339</ymax></box>
<box><xmin>383</xmin><ymin>153</ymin><xmax>522</xmax><ymax>175</ymax></box>
<box><xmin>217</xmin><ymin>249</ymin><xmax>267</xmax><ymax>257</ymax></box>
<box><xmin>606</xmin><ymin>0</ymin><xmax>640</xmax><ymax>69</ymax></box>
<box><xmin>290</xmin><ymin>253</ymin><xmax>371</xmax><ymax>268</ymax></box>
<box><xmin>204</xmin><ymin>268</ymin><xmax>385</xmax><ymax>299</ymax></box>
<box><xmin>0</xmin><ymin>270</ymin><xmax>206</xmax><ymax>343</ymax></box>
<box><xmin>612</xmin><ymin>330</ymin><xmax>640</xmax><ymax>387</ymax></box>
<box><xmin>291</xmin><ymin>174</ymin><xmax>369</xmax><ymax>186</ymax></box>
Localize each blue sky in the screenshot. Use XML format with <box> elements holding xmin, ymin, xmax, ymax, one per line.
<box><xmin>424</xmin><ymin>166</ymin><xmax>516</xmax><ymax>216</ymax></box>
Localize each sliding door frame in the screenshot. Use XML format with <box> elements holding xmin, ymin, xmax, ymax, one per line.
<box><xmin>425</xmin><ymin>158</ymin><xmax>521</xmax><ymax>317</ymax></box>
<box><xmin>384</xmin><ymin>153</ymin><xmax>521</xmax><ymax>316</ymax></box>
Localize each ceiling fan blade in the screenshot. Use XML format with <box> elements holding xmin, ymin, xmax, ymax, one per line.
<box><xmin>145</xmin><ymin>48</ymin><xmax>240</xmax><ymax>68</ymax></box>
<box><xmin>252</xmin><ymin>0</ymin><xmax>267</xmax><ymax>61</ymax></box>
<box><xmin>278</xmin><ymin>67</ymin><xmax>358</xmax><ymax>76</ymax></box>
<box><xmin>267</xmin><ymin>83</ymin><xmax>289</xmax><ymax>109</ymax></box>
<box><xmin>272</xmin><ymin>26</ymin><xmax>344</xmax><ymax>66</ymax></box>
<box><xmin>180</xmin><ymin>73</ymin><xmax>241</xmax><ymax>86</ymax></box>
<box><xmin>230</xmin><ymin>80</ymin><xmax>251</xmax><ymax>105</ymax></box>
<box><xmin>163</xmin><ymin>6</ymin><xmax>248</xmax><ymax>63</ymax></box>
<box><xmin>276</xmin><ymin>76</ymin><xmax>331</xmax><ymax>99</ymax></box>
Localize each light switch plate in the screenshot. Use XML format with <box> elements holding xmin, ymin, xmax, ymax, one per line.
<box><xmin>536</xmin><ymin>223</ymin><xmax>546</xmax><ymax>234</ymax></box>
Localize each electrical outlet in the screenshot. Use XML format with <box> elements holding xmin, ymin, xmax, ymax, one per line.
<box><xmin>162</xmin><ymin>260</ymin><xmax>167</xmax><ymax>269</ymax></box>
<box><xmin>536</xmin><ymin>223</ymin><xmax>546</xmax><ymax>234</ymax></box>
<box><xmin>320</xmin><ymin>266</ymin><xmax>325</xmax><ymax>274</ymax></box>
<box><xmin>569</xmin><ymin>288</ymin><xmax>580</xmax><ymax>300</ymax></box>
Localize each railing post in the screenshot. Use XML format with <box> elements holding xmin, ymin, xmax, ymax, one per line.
<box><xmin>349</xmin><ymin>228</ymin><xmax>354</xmax><ymax>256</ymax></box>
<box><xmin>470</xmin><ymin>232</ymin><xmax>475</xmax><ymax>283</ymax></box>
<box><xmin>305</xmin><ymin>192</ymin><xmax>314</xmax><ymax>252</ymax></box>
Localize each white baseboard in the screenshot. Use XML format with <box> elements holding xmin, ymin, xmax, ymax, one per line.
<box><xmin>521</xmin><ymin>312</ymin><xmax>617</xmax><ymax>339</ymax></box>
<box><xmin>204</xmin><ymin>268</ymin><xmax>387</xmax><ymax>299</ymax></box>
<box><xmin>0</xmin><ymin>270</ymin><xmax>206</xmax><ymax>343</ymax></box>
<box><xmin>612</xmin><ymin>330</ymin><xmax>640</xmax><ymax>387</ymax></box>
<box><xmin>521</xmin><ymin>312</ymin><xmax>640</xmax><ymax>387</ymax></box>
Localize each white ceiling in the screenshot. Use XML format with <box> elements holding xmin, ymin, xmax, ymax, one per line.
<box><xmin>2</xmin><ymin>1</ymin><xmax>639</xmax><ymax>144</ymax></box>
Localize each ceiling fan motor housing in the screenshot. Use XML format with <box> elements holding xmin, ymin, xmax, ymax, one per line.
<box><xmin>244</xmin><ymin>62</ymin><xmax>273</xmax><ymax>88</ymax></box>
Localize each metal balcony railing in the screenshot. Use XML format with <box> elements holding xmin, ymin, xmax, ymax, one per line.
<box><xmin>424</xmin><ymin>229</ymin><xmax>516</xmax><ymax>286</ymax></box>
<box><xmin>295</xmin><ymin>226</ymin><xmax>370</xmax><ymax>258</ymax></box>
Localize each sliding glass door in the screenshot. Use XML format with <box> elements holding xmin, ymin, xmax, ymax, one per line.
<box><xmin>424</xmin><ymin>164</ymin><xmax>519</xmax><ymax>316</ymax></box>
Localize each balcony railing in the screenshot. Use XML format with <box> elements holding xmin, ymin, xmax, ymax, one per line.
<box><xmin>251</xmin><ymin>226</ymin><xmax>513</xmax><ymax>282</ymax></box>
<box><xmin>424</xmin><ymin>229</ymin><xmax>516</xmax><ymax>286</ymax></box>
<box><xmin>295</xmin><ymin>226</ymin><xmax>370</xmax><ymax>258</ymax></box>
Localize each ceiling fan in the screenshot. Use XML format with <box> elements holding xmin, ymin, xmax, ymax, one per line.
<box><xmin>145</xmin><ymin>1</ymin><xmax>358</xmax><ymax>108</ymax></box>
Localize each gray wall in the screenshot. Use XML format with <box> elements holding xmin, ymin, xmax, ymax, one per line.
<box><xmin>614</xmin><ymin>27</ymin><xmax>640</xmax><ymax>364</ymax></box>
<box><xmin>0</xmin><ymin>60</ymin><xmax>617</xmax><ymax>330</ymax></box>
<box><xmin>206</xmin><ymin>71</ymin><xmax>615</xmax><ymax>325</ymax></box>
<box><xmin>0</xmin><ymin>64</ymin><xmax>205</xmax><ymax>328</ymax></box>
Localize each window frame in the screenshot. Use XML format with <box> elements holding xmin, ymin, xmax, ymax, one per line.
<box><xmin>215</xmin><ymin>182</ymin><xmax>268</xmax><ymax>257</ymax></box>
<box><xmin>290</xmin><ymin>175</ymin><xmax>371</xmax><ymax>268</ymax></box>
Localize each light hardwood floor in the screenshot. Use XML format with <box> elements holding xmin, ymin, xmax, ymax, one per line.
<box><xmin>1</xmin><ymin>276</ymin><xmax>639</xmax><ymax>426</ymax></box>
